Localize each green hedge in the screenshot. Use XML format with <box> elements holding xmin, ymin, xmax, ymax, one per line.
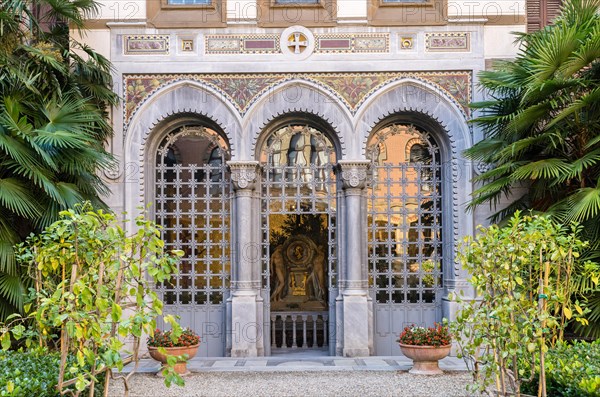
<box><xmin>0</xmin><ymin>350</ymin><xmax>61</xmax><ymax>397</ymax></box>
<box><xmin>521</xmin><ymin>340</ymin><xmax>600</xmax><ymax>396</ymax></box>
<box><xmin>0</xmin><ymin>350</ymin><xmax>105</xmax><ymax>397</ymax></box>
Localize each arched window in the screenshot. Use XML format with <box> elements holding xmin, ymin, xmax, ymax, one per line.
<box><xmin>367</xmin><ymin>123</ymin><xmax>442</xmax><ymax>318</ymax></box>
<box><xmin>261</xmin><ymin>124</ymin><xmax>335</xmax><ymax>185</ymax></box>
<box><xmin>154</xmin><ymin>125</ymin><xmax>231</xmax><ymax>310</ymax></box>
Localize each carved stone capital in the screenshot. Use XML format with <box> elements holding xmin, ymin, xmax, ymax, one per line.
<box><xmin>227</xmin><ymin>161</ymin><xmax>260</xmax><ymax>191</ymax></box>
<box><xmin>337</xmin><ymin>160</ymin><xmax>370</xmax><ymax>190</ymax></box>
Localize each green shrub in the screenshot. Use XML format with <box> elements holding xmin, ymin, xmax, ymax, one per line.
<box><xmin>452</xmin><ymin>213</ymin><xmax>598</xmax><ymax>396</ymax></box>
<box><xmin>521</xmin><ymin>341</ymin><xmax>600</xmax><ymax>397</ymax></box>
<box><xmin>0</xmin><ymin>350</ymin><xmax>106</xmax><ymax>397</ymax></box>
<box><xmin>0</xmin><ymin>350</ymin><xmax>60</xmax><ymax>397</ymax></box>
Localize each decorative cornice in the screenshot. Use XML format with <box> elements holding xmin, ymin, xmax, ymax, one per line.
<box><xmin>337</xmin><ymin>160</ymin><xmax>370</xmax><ymax>190</ymax></box>
<box><xmin>228</xmin><ymin>161</ymin><xmax>260</xmax><ymax>191</ymax></box>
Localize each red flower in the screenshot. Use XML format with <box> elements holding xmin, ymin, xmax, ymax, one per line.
<box><xmin>397</xmin><ymin>323</ymin><xmax>451</xmax><ymax>347</ymax></box>
<box><xmin>147</xmin><ymin>328</ymin><xmax>201</xmax><ymax>347</ymax></box>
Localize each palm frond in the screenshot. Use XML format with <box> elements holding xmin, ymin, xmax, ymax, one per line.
<box><xmin>511</xmin><ymin>158</ymin><xmax>572</xmax><ymax>180</ymax></box>
<box><xmin>559</xmin><ymin>187</ymin><xmax>600</xmax><ymax>223</ymax></box>
<box><xmin>0</xmin><ymin>178</ymin><xmax>41</xmax><ymax>218</ymax></box>
<box><xmin>0</xmin><ymin>273</ymin><xmax>24</xmax><ymax>310</ymax></box>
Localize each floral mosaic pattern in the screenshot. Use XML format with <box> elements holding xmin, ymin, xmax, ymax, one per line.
<box><xmin>205</xmin><ymin>35</ymin><xmax>281</xmax><ymax>54</ymax></box>
<box><xmin>202</xmin><ymin>77</ymin><xmax>283</xmax><ymax>111</ymax></box>
<box><xmin>314</xmin><ymin>34</ymin><xmax>390</xmax><ymax>53</ymax></box>
<box><xmin>123</xmin><ymin>35</ymin><xmax>170</xmax><ymax>55</ymax></box>
<box><xmin>123</xmin><ymin>72</ymin><xmax>472</xmax><ymax>127</ymax></box>
<box><xmin>310</xmin><ymin>75</ymin><xmax>387</xmax><ymax>107</ymax></box>
<box><xmin>425</xmin><ymin>33</ymin><xmax>470</xmax><ymax>52</ymax></box>
<box><xmin>426</xmin><ymin>73</ymin><xmax>471</xmax><ymax>110</ymax></box>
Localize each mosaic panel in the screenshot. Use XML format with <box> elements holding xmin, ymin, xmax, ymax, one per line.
<box><xmin>205</xmin><ymin>35</ymin><xmax>281</xmax><ymax>54</ymax></box>
<box><xmin>123</xmin><ymin>71</ymin><xmax>472</xmax><ymax>127</ymax></box>
<box><xmin>181</xmin><ymin>39</ymin><xmax>194</xmax><ymax>52</ymax></box>
<box><xmin>425</xmin><ymin>33</ymin><xmax>470</xmax><ymax>52</ymax></box>
<box><xmin>399</xmin><ymin>36</ymin><xmax>414</xmax><ymax>50</ymax></box>
<box><xmin>315</xmin><ymin>34</ymin><xmax>390</xmax><ymax>53</ymax></box>
<box><xmin>123</xmin><ymin>35</ymin><xmax>170</xmax><ymax>55</ymax></box>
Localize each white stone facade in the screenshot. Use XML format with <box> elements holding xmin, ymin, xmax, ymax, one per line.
<box><xmin>78</xmin><ymin>0</ymin><xmax>524</xmax><ymax>357</ymax></box>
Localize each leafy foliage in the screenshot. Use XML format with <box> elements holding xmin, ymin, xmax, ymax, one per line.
<box><xmin>0</xmin><ymin>0</ymin><xmax>118</xmax><ymax>320</ymax></box>
<box><xmin>0</xmin><ymin>350</ymin><xmax>60</xmax><ymax>397</ymax></box>
<box><xmin>521</xmin><ymin>341</ymin><xmax>600</xmax><ymax>396</ymax></box>
<box><xmin>0</xmin><ymin>205</ymin><xmax>185</xmax><ymax>394</ymax></box>
<box><xmin>466</xmin><ymin>0</ymin><xmax>600</xmax><ymax>338</ymax></box>
<box><xmin>452</xmin><ymin>213</ymin><xmax>599</xmax><ymax>396</ymax></box>
<box><xmin>0</xmin><ymin>349</ymin><xmax>105</xmax><ymax>397</ymax></box>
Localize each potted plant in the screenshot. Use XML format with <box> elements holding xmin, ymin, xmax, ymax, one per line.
<box><xmin>398</xmin><ymin>323</ymin><xmax>451</xmax><ymax>375</ymax></box>
<box><xmin>147</xmin><ymin>327</ymin><xmax>201</xmax><ymax>375</ymax></box>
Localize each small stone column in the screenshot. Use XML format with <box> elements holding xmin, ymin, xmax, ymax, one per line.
<box><xmin>228</xmin><ymin>161</ymin><xmax>262</xmax><ymax>357</ymax></box>
<box><xmin>336</xmin><ymin>160</ymin><xmax>371</xmax><ymax>357</ymax></box>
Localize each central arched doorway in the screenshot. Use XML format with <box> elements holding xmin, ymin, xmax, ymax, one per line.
<box><xmin>257</xmin><ymin>117</ymin><xmax>339</xmax><ymax>354</ymax></box>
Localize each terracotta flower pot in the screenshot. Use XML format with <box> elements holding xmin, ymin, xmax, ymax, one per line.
<box><xmin>399</xmin><ymin>343</ymin><xmax>451</xmax><ymax>375</ymax></box>
<box><xmin>148</xmin><ymin>344</ymin><xmax>200</xmax><ymax>375</ymax></box>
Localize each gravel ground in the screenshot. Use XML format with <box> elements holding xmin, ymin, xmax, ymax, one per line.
<box><xmin>106</xmin><ymin>370</ymin><xmax>478</xmax><ymax>397</ymax></box>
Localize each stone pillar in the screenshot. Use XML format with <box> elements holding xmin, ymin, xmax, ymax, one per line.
<box><xmin>336</xmin><ymin>160</ymin><xmax>371</xmax><ymax>357</ymax></box>
<box><xmin>228</xmin><ymin>161</ymin><xmax>263</xmax><ymax>357</ymax></box>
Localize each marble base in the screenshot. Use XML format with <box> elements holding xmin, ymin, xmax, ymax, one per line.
<box><xmin>230</xmin><ymin>292</ymin><xmax>262</xmax><ymax>357</ymax></box>
<box><xmin>340</xmin><ymin>293</ymin><xmax>370</xmax><ymax>357</ymax></box>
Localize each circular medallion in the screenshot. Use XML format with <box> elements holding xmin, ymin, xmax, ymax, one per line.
<box><xmin>280</xmin><ymin>26</ymin><xmax>315</xmax><ymax>59</ymax></box>
<box><xmin>283</xmin><ymin>235</ymin><xmax>316</xmax><ymax>267</ymax></box>
<box><xmin>287</xmin><ymin>32</ymin><xmax>308</xmax><ymax>54</ymax></box>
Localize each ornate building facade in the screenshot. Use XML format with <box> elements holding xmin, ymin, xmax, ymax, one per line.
<box><xmin>77</xmin><ymin>0</ymin><xmax>549</xmax><ymax>357</ymax></box>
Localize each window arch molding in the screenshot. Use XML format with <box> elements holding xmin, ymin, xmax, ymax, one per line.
<box><xmin>254</xmin><ymin>112</ymin><xmax>343</xmax><ymax>163</ymax></box>
<box><xmin>365</xmin><ymin>113</ymin><xmax>452</xmax><ymax>166</ymax></box>
<box><xmin>144</xmin><ymin>113</ymin><xmax>231</xmax><ymax>211</ymax></box>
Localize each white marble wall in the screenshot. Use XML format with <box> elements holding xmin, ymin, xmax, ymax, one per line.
<box><xmin>71</xmin><ymin>0</ymin><xmax>525</xmax><ymax>355</ymax></box>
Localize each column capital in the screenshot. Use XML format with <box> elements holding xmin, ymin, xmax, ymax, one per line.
<box><xmin>336</xmin><ymin>160</ymin><xmax>370</xmax><ymax>190</ymax></box>
<box><xmin>227</xmin><ymin>161</ymin><xmax>260</xmax><ymax>191</ymax></box>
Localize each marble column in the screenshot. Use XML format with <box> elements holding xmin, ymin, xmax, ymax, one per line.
<box><xmin>336</xmin><ymin>160</ymin><xmax>372</xmax><ymax>357</ymax></box>
<box><xmin>227</xmin><ymin>161</ymin><xmax>263</xmax><ymax>357</ymax></box>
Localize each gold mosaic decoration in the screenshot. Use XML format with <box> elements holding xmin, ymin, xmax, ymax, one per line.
<box><xmin>124</xmin><ymin>71</ymin><xmax>472</xmax><ymax>127</ymax></box>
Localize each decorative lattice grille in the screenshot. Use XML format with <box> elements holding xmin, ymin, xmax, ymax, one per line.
<box><xmin>259</xmin><ymin>125</ymin><xmax>338</xmax><ymax>301</ymax></box>
<box><xmin>367</xmin><ymin>124</ymin><xmax>443</xmax><ymax>306</ymax></box>
<box><xmin>155</xmin><ymin>126</ymin><xmax>231</xmax><ymax>306</ymax></box>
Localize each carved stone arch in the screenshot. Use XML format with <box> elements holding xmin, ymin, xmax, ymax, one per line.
<box><xmin>154</xmin><ymin>120</ymin><xmax>231</xmax><ymax>165</ymax></box>
<box><xmin>243</xmin><ymin>80</ymin><xmax>350</xmax><ymax>160</ymax></box>
<box><xmin>123</xmin><ymin>82</ymin><xmax>241</xmax><ymax>220</ymax></box>
<box><xmin>355</xmin><ymin>79</ymin><xmax>471</xmax><ymax>160</ymax></box>
<box><xmin>126</xmin><ymin>80</ymin><xmax>241</xmax><ymax>157</ymax></box>
<box><xmin>357</xmin><ymin>79</ymin><xmax>474</xmax><ymax>312</ymax></box>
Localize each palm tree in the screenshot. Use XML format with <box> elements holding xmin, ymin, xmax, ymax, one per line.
<box><xmin>466</xmin><ymin>0</ymin><xmax>600</xmax><ymax>338</ymax></box>
<box><xmin>0</xmin><ymin>0</ymin><xmax>118</xmax><ymax>320</ymax></box>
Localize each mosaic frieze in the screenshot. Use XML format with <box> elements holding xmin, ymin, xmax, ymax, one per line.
<box><xmin>205</xmin><ymin>35</ymin><xmax>281</xmax><ymax>54</ymax></box>
<box><xmin>124</xmin><ymin>71</ymin><xmax>471</xmax><ymax>127</ymax></box>
<box><xmin>123</xmin><ymin>35</ymin><xmax>170</xmax><ymax>55</ymax></box>
<box><xmin>315</xmin><ymin>34</ymin><xmax>389</xmax><ymax>53</ymax></box>
<box><xmin>425</xmin><ymin>33</ymin><xmax>470</xmax><ymax>52</ymax></box>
